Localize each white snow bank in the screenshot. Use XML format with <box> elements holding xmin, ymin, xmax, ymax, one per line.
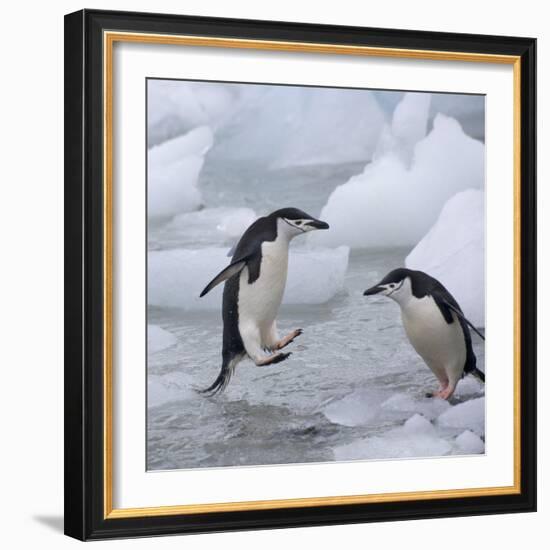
<box><xmin>148</xmin><ymin>126</ymin><xmax>213</xmax><ymax>220</ymax></box>
<box><xmin>212</xmin><ymin>86</ymin><xmax>386</xmax><ymax>168</ymax></box>
<box><xmin>148</xmin><ymin>246</ymin><xmax>349</xmax><ymax>311</ymax></box>
<box><xmin>406</xmin><ymin>189</ymin><xmax>485</xmax><ymax>327</ymax></box>
<box><xmin>437</xmin><ymin>397</ymin><xmax>485</xmax><ymax>436</ymax></box>
<box><xmin>148</xmin><ymin>325</ymin><xmax>177</xmax><ymax>354</ymax></box>
<box><xmin>454</xmin><ymin>430</ymin><xmax>485</xmax><ymax>454</ymax></box>
<box><xmin>312</xmin><ymin>114</ymin><xmax>484</xmax><ymax>248</ymax></box>
<box><xmin>156</xmin><ymin>207</ymin><xmax>257</xmax><ymax>249</ymax></box>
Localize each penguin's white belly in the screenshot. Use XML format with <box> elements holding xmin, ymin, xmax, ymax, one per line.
<box><xmin>401</xmin><ymin>296</ymin><xmax>466</xmax><ymax>381</ymax></box>
<box><xmin>238</xmin><ymin>239</ymin><xmax>288</xmax><ymax>338</ymax></box>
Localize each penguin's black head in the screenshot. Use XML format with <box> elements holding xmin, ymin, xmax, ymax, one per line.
<box><xmin>270</xmin><ymin>207</ymin><xmax>330</xmax><ymax>233</ymax></box>
<box><xmin>363</xmin><ymin>268</ymin><xmax>417</xmax><ymax>301</ymax></box>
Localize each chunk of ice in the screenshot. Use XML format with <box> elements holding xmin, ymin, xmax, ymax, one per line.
<box><xmin>454</xmin><ymin>430</ymin><xmax>485</xmax><ymax>454</ymax></box>
<box><xmin>153</xmin><ymin>207</ymin><xmax>257</xmax><ymax>249</ymax></box>
<box><xmin>334</xmin><ymin>428</ymin><xmax>452</xmax><ymax>461</ymax></box>
<box><xmin>380</xmin><ymin>393</ymin><xmax>451</xmax><ymax>420</ymax></box>
<box><xmin>148</xmin><ymin>246</ymin><xmax>349</xmax><ymax>311</ymax></box>
<box><xmin>148</xmin><ymin>127</ymin><xmax>214</xmax><ymax>220</ymax></box>
<box><xmin>437</xmin><ymin>397</ymin><xmax>485</xmax><ymax>436</ymax></box>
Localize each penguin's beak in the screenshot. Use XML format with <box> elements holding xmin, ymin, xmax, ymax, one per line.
<box><xmin>363</xmin><ymin>285</ymin><xmax>384</xmax><ymax>296</ymax></box>
<box><xmin>306</xmin><ymin>219</ymin><xmax>330</xmax><ymax>230</ymax></box>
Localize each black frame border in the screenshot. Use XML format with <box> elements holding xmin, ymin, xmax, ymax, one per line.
<box><xmin>64</xmin><ymin>9</ymin><xmax>536</xmax><ymax>541</ymax></box>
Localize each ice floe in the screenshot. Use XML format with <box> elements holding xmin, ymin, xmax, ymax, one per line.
<box><xmin>212</xmin><ymin>86</ymin><xmax>386</xmax><ymax>169</ymax></box>
<box><xmin>148</xmin><ymin>246</ymin><xmax>349</xmax><ymax>311</ymax></box>
<box><xmin>148</xmin><ymin>80</ymin><xmax>242</xmax><ymax>146</ymax></box>
<box><xmin>454</xmin><ymin>430</ymin><xmax>485</xmax><ymax>454</ymax></box>
<box><xmin>334</xmin><ymin>414</ymin><xmax>452</xmax><ymax>461</ymax></box>
<box><xmin>150</xmin><ymin>207</ymin><xmax>257</xmax><ymax>250</ymax></box>
<box><xmin>436</xmin><ymin>397</ymin><xmax>485</xmax><ymax>436</ymax></box>
<box><xmin>148</xmin><ymin>126</ymin><xmax>214</xmax><ymax>220</ymax></box>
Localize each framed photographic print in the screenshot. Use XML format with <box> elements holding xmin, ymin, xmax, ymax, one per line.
<box><xmin>64</xmin><ymin>9</ymin><xmax>536</xmax><ymax>541</ymax></box>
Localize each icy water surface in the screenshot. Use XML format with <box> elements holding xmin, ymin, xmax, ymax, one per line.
<box><xmin>147</xmin><ymin>244</ymin><xmax>485</xmax><ymax>471</ymax></box>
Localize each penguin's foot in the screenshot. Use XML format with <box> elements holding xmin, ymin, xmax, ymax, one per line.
<box><xmin>438</xmin><ymin>386</ymin><xmax>456</xmax><ymax>400</ymax></box>
<box><xmin>255</xmin><ymin>352</ymin><xmax>292</xmax><ymax>367</ymax></box>
<box><xmin>426</xmin><ymin>386</ymin><xmax>455</xmax><ymax>400</ymax></box>
<box><xmin>276</xmin><ymin>329</ymin><xmax>303</xmax><ymax>350</ymax></box>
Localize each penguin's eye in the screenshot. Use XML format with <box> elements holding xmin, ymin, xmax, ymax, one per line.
<box><xmin>389</xmin><ymin>284</ymin><xmax>396</xmax><ymax>288</ymax></box>
<box><xmin>295</xmin><ymin>221</ymin><xmax>303</xmax><ymax>226</ymax></box>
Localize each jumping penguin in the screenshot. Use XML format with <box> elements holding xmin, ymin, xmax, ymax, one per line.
<box><xmin>364</xmin><ymin>268</ymin><xmax>485</xmax><ymax>400</ymax></box>
<box><xmin>199</xmin><ymin>207</ymin><xmax>330</xmax><ymax>396</ymax></box>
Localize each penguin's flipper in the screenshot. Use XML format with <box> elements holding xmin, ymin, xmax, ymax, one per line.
<box><xmin>433</xmin><ymin>292</ymin><xmax>485</xmax><ymax>341</ymax></box>
<box><xmin>199</xmin><ymin>259</ymin><xmax>247</xmax><ymax>297</ymax></box>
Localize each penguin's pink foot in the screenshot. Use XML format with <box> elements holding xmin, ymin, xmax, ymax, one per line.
<box><xmin>438</xmin><ymin>386</ymin><xmax>456</xmax><ymax>400</ymax></box>
<box><xmin>255</xmin><ymin>352</ymin><xmax>292</xmax><ymax>366</ymax></box>
<box><xmin>426</xmin><ymin>383</ymin><xmax>448</xmax><ymax>399</ymax></box>
<box><xmin>276</xmin><ymin>329</ymin><xmax>303</xmax><ymax>350</ymax></box>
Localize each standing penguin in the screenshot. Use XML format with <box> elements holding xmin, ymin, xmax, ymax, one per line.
<box><xmin>364</xmin><ymin>268</ymin><xmax>485</xmax><ymax>400</ymax></box>
<box><xmin>199</xmin><ymin>207</ymin><xmax>330</xmax><ymax>396</ymax></box>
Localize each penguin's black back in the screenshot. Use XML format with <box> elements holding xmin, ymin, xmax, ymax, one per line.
<box><xmin>414</xmin><ymin>271</ymin><xmax>478</xmax><ymax>376</ymax></box>
<box><xmin>383</xmin><ymin>268</ymin><xmax>478</xmax><ymax>375</ymax></box>
<box><xmin>221</xmin><ymin>214</ymin><xmax>279</xmax><ymax>357</ymax></box>
<box><xmin>222</xmin><ymin>273</ymin><xmax>244</xmax><ymax>357</ymax></box>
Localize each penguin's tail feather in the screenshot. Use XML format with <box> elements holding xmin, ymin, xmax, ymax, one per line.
<box><xmin>470</xmin><ymin>367</ymin><xmax>485</xmax><ymax>384</ymax></box>
<box><xmin>198</xmin><ymin>353</ymin><xmax>243</xmax><ymax>397</ymax></box>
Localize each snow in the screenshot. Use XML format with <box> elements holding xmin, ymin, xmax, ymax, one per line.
<box><xmin>148</xmin><ymin>126</ymin><xmax>214</xmax><ymax>220</ymax></box>
<box><xmin>454</xmin><ymin>430</ymin><xmax>485</xmax><ymax>454</ymax></box>
<box><xmin>406</xmin><ymin>189</ymin><xmax>485</xmax><ymax>327</ymax></box>
<box><xmin>312</xmin><ymin>113</ymin><xmax>484</xmax><ymax>249</ymax></box>
<box><xmin>436</xmin><ymin>397</ymin><xmax>485</xmax><ymax>436</ymax></box>
<box><xmin>148</xmin><ymin>325</ymin><xmax>177</xmax><ymax>354</ymax></box>
<box><xmin>148</xmin><ymin>246</ymin><xmax>349</xmax><ymax>311</ymax></box>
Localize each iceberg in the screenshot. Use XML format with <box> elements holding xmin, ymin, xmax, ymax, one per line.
<box><xmin>406</xmin><ymin>189</ymin><xmax>485</xmax><ymax>327</ymax></box>
<box><xmin>148</xmin><ymin>80</ymin><xmax>242</xmax><ymax>146</ymax></box>
<box><xmin>312</xmin><ymin>113</ymin><xmax>484</xmax><ymax>249</ymax></box>
<box><xmin>151</xmin><ymin>207</ymin><xmax>257</xmax><ymax>250</ymax></box>
<box><xmin>211</xmin><ymin>86</ymin><xmax>386</xmax><ymax>168</ymax></box>
<box><xmin>147</xmin><ymin>126</ymin><xmax>214</xmax><ymax>220</ymax></box>
<box><xmin>374</xmin><ymin>92</ymin><xmax>432</xmax><ymax>166</ymax></box>
<box><xmin>148</xmin><ymin>246</ymin><xmax>349</xmax><ymax>311</ymax></box>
